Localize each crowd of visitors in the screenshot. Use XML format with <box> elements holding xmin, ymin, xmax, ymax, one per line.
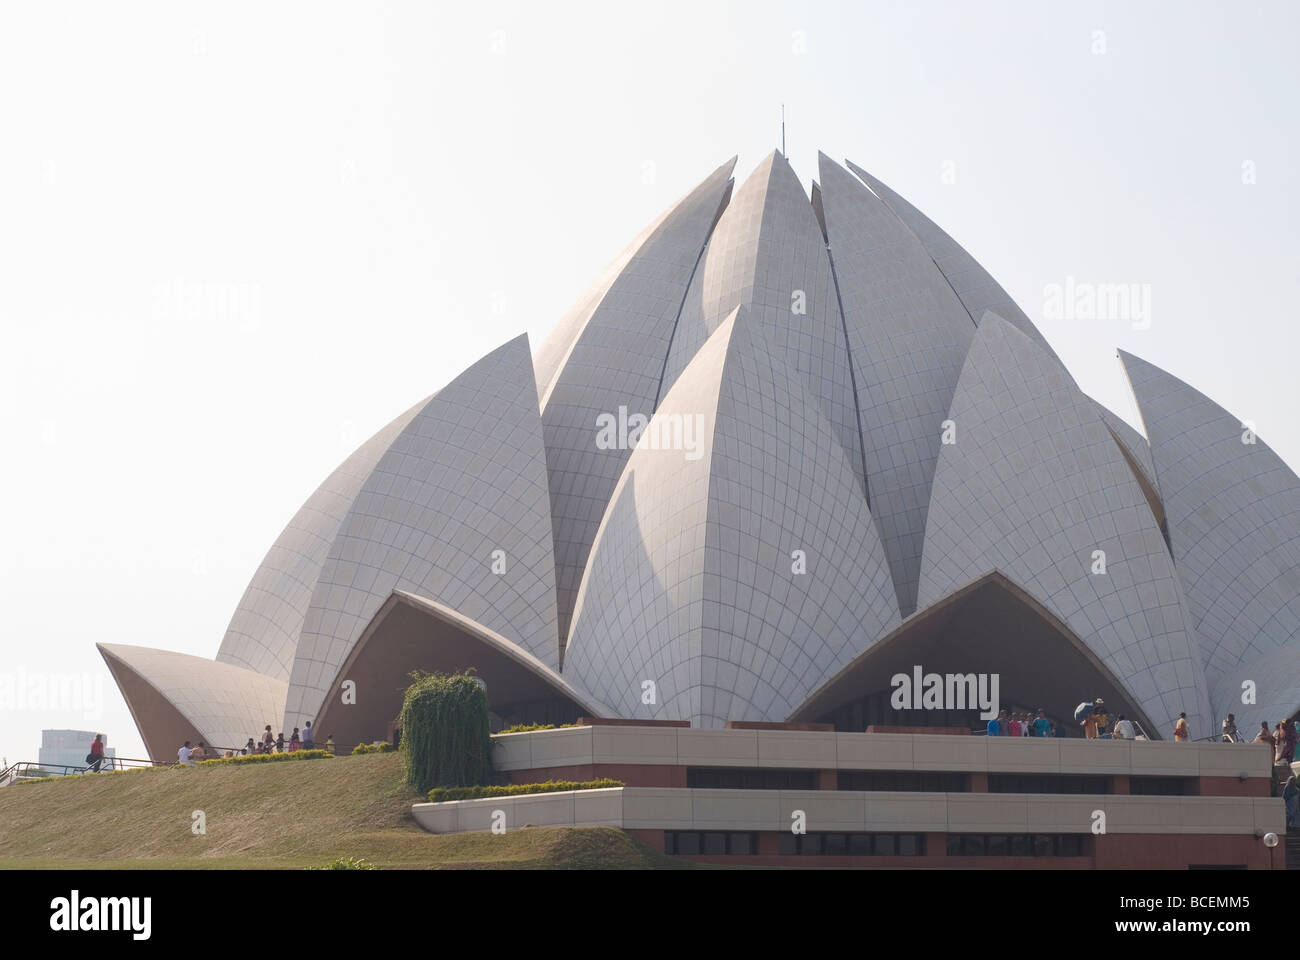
<box><xmin>170</xmin><ymin>720</ymin><xmax>335</xmax><ymax>765</ymax></box>
<box><xmin>986</xmin><ymin>709</ymin><xmax>1057</xmax><ymax>737</ymax></box>
<box><xmin>982</xmin><ymin>697</ymin><xmax>1206</xmax><ymax>738</ymax></box>
<box><xmin>1252</xmin><ymin>717</ymin><xmax>1298</xmax><ymax>764</ymax></box>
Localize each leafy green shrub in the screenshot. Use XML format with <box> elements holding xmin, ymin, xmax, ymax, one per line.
<box><xmin>312</xmin><ymin>857</ymin><xmax>377</xmax><ymax>870</ymax></box>
<box><xmin>495</xmin><ymin>722</ymin><xmax>583</xmax><ymax>735</ymax></box>
<box><xmin>196</xmin><ymin>749</ymin><xmax>333</xmax><ymax>766</ymax></box>
<box><xmin>427</xmin><ymin>778</ymin><xmax>623</xmax><ymax>803</ymax></box>
<box><xmin>400</xmin><ymin>670</ymin><xmax>492</xmax><ymax>794</ymax></box>
<box><xmin>350</xmin><ymin>742</ymin><xmax>395</xmax><ymax>755</ymax></box>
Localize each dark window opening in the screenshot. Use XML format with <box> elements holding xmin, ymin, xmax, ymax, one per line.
<box><xmin>687</xmin><ymin>768</ymin><xmax>818</xmax><ymax>790</ymax></box>
<box><xmin>780</xmin><ymin>833</ymin><xmax>926</xmax><ymax>856</ymax></box>
<box><xmin>665</xmin><ymin>831</ymin><xmax>758</xmax><ymax>856</ymax></box>
<box><xmin>838</xmin><ymin>771</ymin><xmax>969</xmax><ymax>792</ymax></box>
<box><xmin>947</xmin><ymin>833</ymin><xmax>1090</xmax><ymax>857</ymax></box>
<box><xmin>988</xmin><ymin>774</ymin><xmax>1109</xmax><ymax>794</ymax></box>
<box><xmin>1129</xmin><ymin>776</ymin><xmax>1190</xmax><ymax>796</ymax></box>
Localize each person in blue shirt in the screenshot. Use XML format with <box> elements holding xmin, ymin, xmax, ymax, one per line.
<box><xmin>1034</xmin><ymin>709</ymin><xmax>1052</xmax><ymax>738</ymax></box>
<box><xmin>987</xmin><ymin>709</ymin><xmax>1007</xmax><ymax>736</ymax></box>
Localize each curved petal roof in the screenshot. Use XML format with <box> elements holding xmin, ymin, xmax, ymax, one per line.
<box><xmin>537</xmin><ymin>158</ymin><xmax>735</xmax><ymax>646</ymax></box>
<box><xmin>532</xmin><ymin>158</ymin><xmax>736</xmax><ymax>402</ymax></box>
<box><xmin>215</xmin><ymin>397</ymin><xmax>427</xmax><ymax>682</ymax></box>
<box><xmin>816</xmin><ymin>152</ymin><xmax>976</xmax><ymax>615</ymax></box>
<box><xmin>284</xmin><ymin>333</ymin><xmax>561</xmax><ymax>731</ymax></box>
<box><xmin>564</xmin><ymin>307</ymin><xmax>900</xmax><ymax>726</ymax></box>
<box><xmin>846</xmin><ymin>160</ymin><xmax>1059</xmax><ymax>361</ymax></box>
<box><xmin>1120</xmin><ymin>350</ymin><xmax>1300</xmax><ymax>682</ymax></box>
<box><xmin>660</xmin><ymin>151</ymin><xmax>865</xmax><ymax>495</ymax></box>
<box><xmin>98</xmin><ymin>643</ymin><xmax>287</xmax><ymax>757</ymax></box>
<box><xmin>919</xmin><ymin>315</ymin><xmax>1211</xmax><ymax>737</ymax></box>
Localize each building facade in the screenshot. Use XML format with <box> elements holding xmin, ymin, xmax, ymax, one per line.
<box><xmin>97</xmin><ymin>152</ymin><xmax>1300</xmax><ymax>779</ymax></box>
<box><xmin>38</xmin><ymin>729</ymin><xmax>115</xmax><ymax>774</ymax></box>
<box><xmin>414</xmin><ymin>722</ymin><xmax>1286</xmax><ymax>870</ymax></box>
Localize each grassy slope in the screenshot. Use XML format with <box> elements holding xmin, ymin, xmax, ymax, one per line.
<box><xmin>0</xmin><ymin>753</ymin><xmax>688</xmax><ymax>870</ymax></box>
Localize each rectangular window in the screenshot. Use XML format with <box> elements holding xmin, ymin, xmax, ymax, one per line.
<box><xmin>897</xmin><ymin>833</ymin><xmax>923</xmax><ymax>856</ymax></box>
<box><xmin>1130</xmin><ymin>776</ymin><xmax>1189</xmax><ymax>796</ymax></box>
<box><xmin>686</xmin><ymin>768</ymin><xmax>818</xmax><ymax>790</ymax></box>
<box><xmin>1058</xmin><ymin>835</ymin><xmax>1084</xmax><ymax>857</ymax></box>
<box><xmin>762</xmin><ymin>832</ymin><xmax>929</xmax><ymax>856</ymax></box>
<box><xmin>988</xmin><ymin>774</ymin><xmax>1110</xmax><ymax>794</ymax></box>
<box><xmin>945</xmin><ymin>833</ymin><xmax>1089</xmax><ymax>857</ymax></box>
<box><xmin>666</xmin><ymin>831</ymin><xmax>757</xmax><ymax>856</ymax></box>
<box><xmin>823</xmin><ymin>833</ymin><xmax>849</xmax><ymax>855</ymax></box>
<box><xmin>674</xmin><ymin>832</ymin><xmax>700</xmax><ymax>855</ymax></box>
<box><xmin>838</xmin><ymin>771</ymin><xmax>968</xmax><ymax>792</ymax></box>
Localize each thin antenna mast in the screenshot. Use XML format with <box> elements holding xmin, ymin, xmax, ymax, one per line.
<box><xmin>781</xmin><ymin>104</ymin><xmax>786</xmax><ymax>155</ymax></box>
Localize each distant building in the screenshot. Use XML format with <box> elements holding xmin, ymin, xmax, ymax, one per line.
<box><xmin>39</xmin><ymin>729</ymin><xmax>115</xmax><ymax>774</ymax></box>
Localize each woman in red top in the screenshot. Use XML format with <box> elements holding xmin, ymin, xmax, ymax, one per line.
<box><xmin>88</xmin><ymin>734</ymin><xmax>105</xmax><ymax>772</ymax></box>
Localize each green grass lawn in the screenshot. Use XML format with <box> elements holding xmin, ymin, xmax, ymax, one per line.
<box><xmin>0</xmin><ymin>753</ymin><xmax>689</xmax><ymax>870</ymax></box>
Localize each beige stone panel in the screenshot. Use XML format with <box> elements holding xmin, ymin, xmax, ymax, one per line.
<box><xmin>833</xmin><ymin>732</ymin><xmax>915</xmax><ymax>770</ymax></box>
<box><xmin>1058</xmin><ymin>738</ymin><xmax>1134</xmax><ymax>775</ymax></box>
<box><xmin>489</xmin><ymin>732</ymin><xmax>536</xmax><ymax>771</ymax></box>
<box><xmin>862</xmin><ymin>793</ymin><xmax>949</xmax><ymax>831</ymax></box>
<box><xmin>592</xmin><ymin>726</ymin><xmax>679</xmax><ymax>765</ymax></box>
<box><xmin>525</xmin><ymin>727</ymin><xmax>595</xmax><ymax>767</ymax></box>
<box><xmin>985</xmin><ymin>737</ymin><xmax>1062</xmax><ymax>774</ymax></box>
<box><xmin>756</xmin><ymin>730</ymin><xmax>838</xmax><ymax>767</ymax></box>
<box><xmin>674</xmin><ymin>729</ymin><xmax>760</xmax><ymax>766</ymax></box>
<box><xmin>777</xmin><ymin>790</ymin><xmax>868</xmax><ymax>832</ymax></box>
<box><xmin>1128</xmin><ymin>741</ymin><xmax>1200</xmax><ymax>776</ymax></box>
<box><xmin>572</xmin><ymin>788</ymin><xmax>626</xmax><ymax>827</ymax></box>
<box><xmin>621</xmin><ymin>788</ymin><xmax>696</xmax><ymax>829</ymax></box>
<box><xmin>410</xmin><ymin>802</ymin><xmax>459</xmax><ymax>833</ymax></box>
<box><xmin>913</xmin><ymin>734</ymin><xmax>989</xmax><ymax>771</ymax></box>
<box><xmin>949</xmin><ymin>794</ymin><xmax>1031</xmax><ymax>832</ymax></box>
<box><xmin>689</xmin><ymin>789</ymin><xmax>785</xmax><ymax>830</ymax></box>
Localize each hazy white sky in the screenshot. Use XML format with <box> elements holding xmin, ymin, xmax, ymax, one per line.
<box><xmin>1</xmin><ymin>0</ymin><xmax>1296</xmax><ymax>761</ymax></box>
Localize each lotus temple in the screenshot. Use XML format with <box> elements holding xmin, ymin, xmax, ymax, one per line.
<box><xmin>96</xmin><ymin>151</ymin><xmax>1299</xmax><ymax>867</ymax></box>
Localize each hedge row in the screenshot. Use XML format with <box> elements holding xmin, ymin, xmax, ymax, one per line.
<box><xmin>427</xmin><ymin>778</ymin><xmax>624</xmax><ymax>803</ymax></box>
<box><xmin>495</xmin><ymin>722</ymin><xmax>582</xmax><ymax>735</ymax></box>
<box><xmin>196</xmin><ymin>749</ymin><xmax>334</xmax><ymax>766</ymax></box>
<box><xmin>312</xmin><ymin>857</ymin><xmax>377</xmax><ymax>870</ymax></box>
<box><xmin>351</xmin><ymin>742</ymin><xmax>395</xmax><ymax>755</ymax></box>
